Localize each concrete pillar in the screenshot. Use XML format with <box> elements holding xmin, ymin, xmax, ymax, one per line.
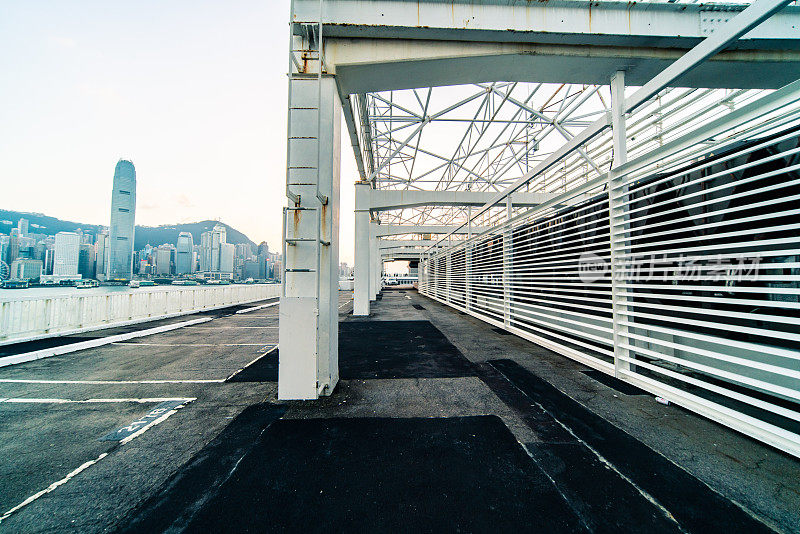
<box><xmin>369</xmin><ymin>222</ymin><xmax>378</xmax><ymax>301</ymax></box>
<box><xmin>353</xmin><ymin>183</ymin><xmax>371</xmax><ymax>315</ymax></box>
<box><xmin>279</xmin><ymin>75</ymin><xmax>341</xmax><ymax>400</ymax></box>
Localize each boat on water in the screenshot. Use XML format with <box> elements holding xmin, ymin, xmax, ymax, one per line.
<box><xmin>128</xmin><ymin>280</ymin><xmax>140</xmax><ymax>288</ymax></box>
<box><xmin>171</xmin><ymin>280</ymin><xmax>200</xmax><ymax>286</ymax></box>
<box><xmin>76</xmin><ymin>279</ymin><xmax>100</xmax><ymax>289</ymax></box>
<box><xmin>139</xmin><ymin>280</ymin><xmax>157</xmax><ymax>287</ymax></box>
<box><xmin>1</xmin><ymin>279</ymin><xmax>29</xmax><ymax>289</ymax></box>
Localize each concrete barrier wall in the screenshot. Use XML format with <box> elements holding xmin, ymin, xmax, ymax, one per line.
<box><xmin>0</xmin><ymin>284</ymin><xmax>280</xmax><ymax>345</ymax></box>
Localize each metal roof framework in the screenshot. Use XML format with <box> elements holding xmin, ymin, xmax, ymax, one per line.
<box><xmin>291</xmin><ymin>0</ymin><xmax>800</xmax><ymax>251</ymax></box>
<box><xmin>281</xmin><ymin>0</ymin><xmax>800</xmax><ymax>459</ymax></box>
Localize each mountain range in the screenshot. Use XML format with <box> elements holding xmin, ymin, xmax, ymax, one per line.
<box><xmin>0</xmin><ymin>209</ymin><xmax>258</xmax><ymax>250</ymax></box>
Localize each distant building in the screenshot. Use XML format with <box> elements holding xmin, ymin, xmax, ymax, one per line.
<box><xmin>95</xmin><ymin>228</ymin><xmax>109</xmax><ymax>280</ymax></box>
<box><xmin>108</xmin><ymin>159</ymin><xmax>136</xmax><ymax>280</ymax></box>
<box><xmin>176</xmin><ymin>232</ymin><xmax>194</xmax><ymax>274</ymax></box>
<box><xmin>155</xmin><ymin>244</ymin><xmax>174</xmax><ymax>275</ymax></box>
<box><xmin>7</xmin><ymin>229</ymin><xmax>20</xmax><ymax>264</ymax></box>
<box><xmin>10</xmin><ymin>258</ymin><xmax>42</xmax><ymax>281</ymax></box>
<box><xmin>53</xmin><ymin>232</ymin><xmax>80</xmax><ymax>276</ymax></box>
<box><xmin>220</xmin><ymin>242</ymin><xmax>235</xmax><ymax>274</ymax></box>
<box><xmin>17</xmin><ymin>218</ymin><xmax>28</xmax><ymax>237</ymax></box>
<box><xmin>78</xmin><ymin>243</ymin><xmax>96</xmax><ymax>279</ymax></box>
<box><xmin>242</xmin><ymin>260</ymin><xmax>260</xmax><ymax>280</ymax></box>
<box><xmin>199</xmin><ymin>224</ymin><xmax>228</xmax><ymax>273</ymax></box>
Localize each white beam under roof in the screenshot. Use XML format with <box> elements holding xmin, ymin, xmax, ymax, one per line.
<box><xmin>376</xmin><ymin>225</ymin><xmax>486</xmax><ymax>236</ymax></box>
<box><xmin>378</xmin><ymin>240</ymin><xmax>446</xmax><ymax>249</ymax></box>
<box><xmin>298</xmin><ymin>0</ymin><xmax>800</xmax><ymax>91</ymax></box>
<box><xmin>298</xmin><ymin>0</ymin><xmax>798</xmax><ymax>48</ymax></box>
<box><xmin>356</xmin><ymin>189</ymin><xmax>556</xmax><ymax>212</ymax></box>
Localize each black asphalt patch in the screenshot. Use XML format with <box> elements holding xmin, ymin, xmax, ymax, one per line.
<box><xmin>115</xmin><ymin>404</ymin><xmax>286</xmax><ymax>533</ymax></box>
<box><xmin>227</xmin><ymin>350</ymin><xmax>279</xmax><ymax>382</ymax></box>
<box><xmin>99</xmin><ymin>400</ymin><xmax>187</xmax><ymax>442</ymax></box>
<box><xmin>492</xmin><ymin>327</ymin><xmax>513</xmax><ymax>336</ymax></box>
<box><xmin>477</xmin><ymin>363</ymin><xmax>681</xmax><ymax>532</ymax></box>
<box><xmin>489</xmin><ymin>359</ymin><xmax>775</xmax><ymax>534</ymax></box>
<box><xmin>412</xmin><ymin>303</ymin><xmax>425</xmax><ymax>310</ymax></box>
<box><xmin>581</xmin><ymin>369</ymin><xmax>648</xmax><ymax>396</ymax></box>
<box><xmin>172</xmin><ymin>416</ymin><xmax>585</xmax><ymax>533</ymax></box>
<box><xmin>339</xmin><ymin>320</ymin><xmax>474</xmax><ymax>379</ymax></box>
<box><xmin>232</xmin><ymin>321</ymin><xmax>475</xmax><ymax>382</ymax></box>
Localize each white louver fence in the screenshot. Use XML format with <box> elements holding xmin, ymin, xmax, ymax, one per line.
<box><xmin>420</xmin><ymin>80</ymin><xmax>800</xmax><ymax>458</ymax></box>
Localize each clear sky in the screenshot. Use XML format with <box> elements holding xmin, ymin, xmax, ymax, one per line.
<box><xmin>0</xmin><ymin>0</ymin><xmax>358</xmax><ymax>263</ymax></box>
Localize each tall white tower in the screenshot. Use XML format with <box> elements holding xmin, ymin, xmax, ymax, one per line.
<box><xmin>108</xmin><ymin>160</ymin><xmax>136</xmax><ymax>280</ymax></box>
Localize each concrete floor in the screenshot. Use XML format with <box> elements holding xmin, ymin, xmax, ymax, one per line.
<box><xmin>0</xmin><ymin>290</ymin><xmax>798</xmax><ymax>533</ymax></box>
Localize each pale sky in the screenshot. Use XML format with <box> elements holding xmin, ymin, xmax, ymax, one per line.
<box><xmin>0</xmin><ymin>0</ymin><xmax>358</xmax><ymax>263</ymax></box>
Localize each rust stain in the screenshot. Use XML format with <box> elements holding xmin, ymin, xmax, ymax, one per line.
<box><xmin>293</xmin><ymin>209</ymin><xmax>302</xmax><ymax>230</ymax></box>
<box><xmin>320</xmin><ymin>203</ymin><xmax>328</xmax><ymax>240</ymax></box>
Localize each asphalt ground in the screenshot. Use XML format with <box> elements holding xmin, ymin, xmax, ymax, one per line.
<box><xmin>0</xmin><ymin>299</ymin><xmax>286</xmax><ymax>532</ymax></box>
<box><xmin>0</xmin><ymin>291</ymin><xmax>798</xmax><ymax>533</ymax></box>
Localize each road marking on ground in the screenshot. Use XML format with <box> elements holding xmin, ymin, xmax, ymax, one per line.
<box><xmin>0</xmin><ymin>317</ymin><xmax>213</xmax><ymax>369</ymax></box>
<box><xmin>225</xmin><ymin>345</ymin><xmax>279</xmax><ymax>381</ymax></box>
<box><xmin>0</xmin><ymin>452</ymin><xmax>109</xmax><ymax>524</ymax></box>
<box><xmin>114</xmin><ymin>341</ymin><xmax>264</xmax><ymax>347</ymax></box>
<box><xmin>187</xmin><ymin>326</ymin><xmax>278</xmax><ymax>329</ymax></box>
<box><xmin>0</xmin><ymin>397</ymin><xmax>194</xmax><ymax>524</ymax></box>
<box><xmin>235</xmin><ymin>301</ymin><xmax>279</xmax><ymax>314</ymax></box>
<box><xmin>0</xmin><ymin>397</ymin><xmax>195</xmax><ymax>404</ymax></box>
<box><xmin>0</xmin><ymin>378</ymin><xmax>226</xmax><ymax>384</ymax></box>
<box><xmin>100</xmin><ymin>399</ymin><xmax>190</xmax><ymax>442</ymax></box>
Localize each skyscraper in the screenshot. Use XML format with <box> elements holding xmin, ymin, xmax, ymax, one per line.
<box><xmin>78</xmin><ymin>244</ymin><xmax>96</xmax><ymax>279</ymax></box>
<box><xmin>53</xmin><ymin>232</ymin><xmax>80</xmax><ymax>276</ymax></box>
<box><xmin>176</xmin><ymin>232</ymin><xmax>194</xmax><ymax>274</ymax></box>
<box><xmin>108</xmin><ymin>160</ymin><xmax>136</xmax><ymax>280</ymax></box>
<box><xmin>17</xmin><ymin>218</ymin><xmax>28</xmax><ymax>237</ymax></box>
<box><xmin>95</xmin><ymin>228</ymin><xmax>109</xmax><ymax>280</ymax></box>
<box><xmin>155</xmin><ymin>244</ymin><xmax>174</xmax><ymax>275</ymax></box>
<box><xmin>220</xmin><ymin>242</ymin><xmax>235</xmax><ymax>274</ymax></box>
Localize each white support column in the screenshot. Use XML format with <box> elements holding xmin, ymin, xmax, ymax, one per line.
<box><xmin>609</xmin><ymin>70</ymin><xmax>631</xmax><ymax>378</ymax></box>
<box><xmin>502</xmin><ymin>196</ymin><xmax>512</xmax><ymax>327</ymax></box>
<box><xmin>354</xmin><ymin>182</ymin><xmax>371</xmax><ymax>315</ymax></box>
<box><xmin>369</xmin><ymin>221</ymin><xmax>378</xmax><ymax>301</ymax></box>
<box><xmin>466</xmin><ymin>209</ymin><xmax>472</xmax><ymax>311</ymax></box>
<box><xmin>279</xmin><ymin>73</ymin><xmax>341</xmax><ymax>400</ymax></box>
<box><xmin>445</xmin><ymin>248</ymin><xmax>452</xmax><ymax>304</ymax></box>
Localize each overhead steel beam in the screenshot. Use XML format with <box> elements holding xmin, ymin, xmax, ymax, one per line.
<box><xmin>378</xmin><ymin>240</ymin><xmax>449</xmax><ymax>249</ymax></box>
<box><xmin>298</xmin><ymin>0</ymin><xmax>799</xmax><ymax>49</ymax></box>
<box><xmin>327</xmin><ymin>40</ymin><xmax>800</xmax><ymax>93</ymax></box>
<box><xmin>376</xmin><ymin>225</ymin><xmax>487</xmax><ymax>236</ymax></box>
<box><xmin>356</xmin><ymin>189</ymin><xmax>556</xmax><ymax>212</ymax></box>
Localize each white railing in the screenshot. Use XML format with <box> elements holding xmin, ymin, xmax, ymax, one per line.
<box><xmin>0</xmin><ymin>284</ymin><xmax>280</xmax><ymax>345</ymax></box>
<box><xmin>421</xmin><ymin>75</ymin><xmax>800</xmax><ymax>457</ymax></box>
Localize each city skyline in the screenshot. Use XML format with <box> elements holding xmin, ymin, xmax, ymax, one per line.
<box><xmin>0</xmin><ymin>159</ymin><xmax>286</xmax><ymax>284</ymax></box>
<box><xmin>0</xmin><ymin>1</ymin><xmax>361</xmax><ymax>265</ymax></box>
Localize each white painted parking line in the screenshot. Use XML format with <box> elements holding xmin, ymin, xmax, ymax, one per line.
<box><xmin>0</xmin><ymin>452</ymin><xmax>109</xmax><ymax>524</ymax></box>
<box><xmin>0</xmin><ymin>378</ymin><xmax>225</xmax><ymax>384</ymax></box>
<box><xmin>187</xmin><ymin>326</ymin><xmax>278</xmax><ymax>329</ymax></box>
<box><xmin>111</xmin><ymin>343</ymin><xmax>267</xmax><ymax>347</ymax></box>
<box><xmin>235</xmin><ymin>301</ymin><xmax>279</xmax><ymax>314</ymax></box>
<box><xmin>0</xmin><ymin>397</ymin><xmax>193</xmax><ymax>524</ymax></box>
<box><xmin>0</xmin><ymin>317</ymin><xmax>213</xmax><ymax>369</ymax></box>
<box><xmin>0</xmin><ymin>397</ymin><xmax>195</xmax><ymax>404</ymax></box>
